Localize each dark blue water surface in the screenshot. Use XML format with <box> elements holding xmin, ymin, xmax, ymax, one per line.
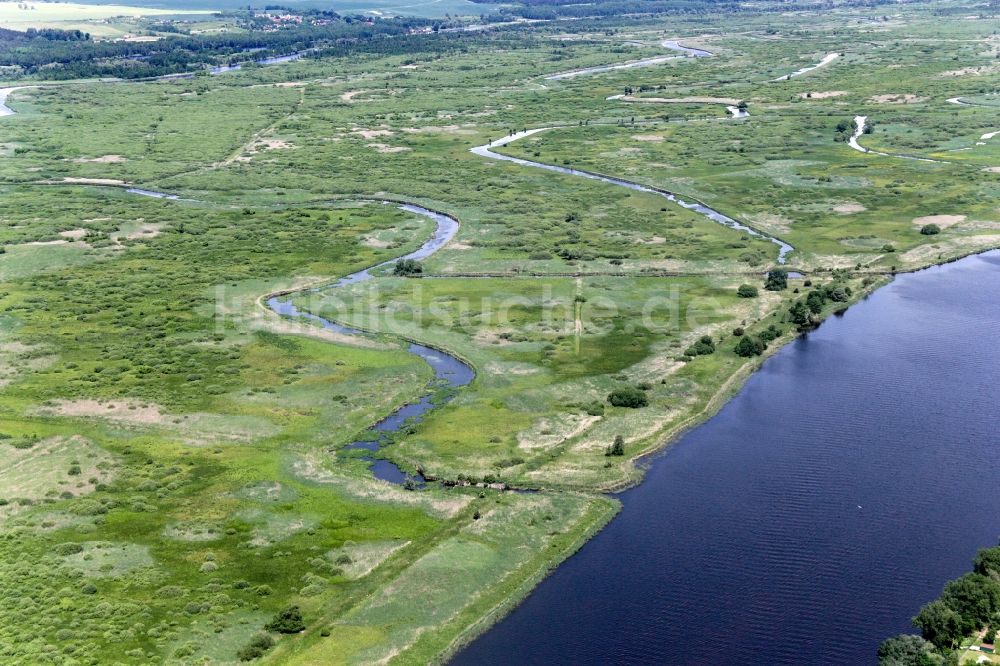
<box><xmin>454</xmin><ymin>251</ymin><xmax>1000</xmax><ymax>666</ymax></box>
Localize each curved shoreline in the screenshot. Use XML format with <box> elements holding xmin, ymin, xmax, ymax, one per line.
<box><xmin>0</xmin><ymin>86</ymin><xmax>32</xmax><ymax>116</ymax></box>
<box><xmin>848</xmin><ymin>115</ymin><xmax>946</xmax><ymax>163</ymax></box>
<box><xmin>544</xmin><ymin>39</ymin><xmax>710</xmax><ymax>80</ymax></box>
<box><xmin>772</xmin><ymin>52</ymin><xmax>839</xmax><ymax>81</ymax></box>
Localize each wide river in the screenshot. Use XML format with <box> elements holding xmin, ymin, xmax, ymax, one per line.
<box><xmin>455</xmin><ymin>250</ymin><xmax>1000</xmax><ymax>665</ymax></box>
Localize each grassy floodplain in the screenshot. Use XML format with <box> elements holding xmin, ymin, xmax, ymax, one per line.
<box><xmin>0</xmin><ymin>0</ymin><xmax>997</xmax><ymax>663</ymax></box>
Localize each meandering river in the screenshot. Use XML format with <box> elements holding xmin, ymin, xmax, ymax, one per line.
<box><xmin>454</xmin><ymin>250</ymin><xmax>1000</xmax><ymax>665</ymax></box>
<box><xmin>545</xmin><ymin>39</ymin><xmax>711</xmax><ymax>80</ymax></box>
<box><xmin>5</xmin><ymin>42</ymin><xmax>998</xmax><ymax>664</ymax></box>
<box><xmin>267</xmin><ymin>203</ymin><xmax>473</xmax><ymax>483</ymax></box>
<box><xmin>471</xmin><ymin>130</ymin><xmax>793</xmax><ymax>262</ymax></box>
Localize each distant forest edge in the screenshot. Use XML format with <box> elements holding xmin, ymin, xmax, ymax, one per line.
<box><xmin>0</xmin><ymin>0</ymin><xmax>902</xmax><ymax>80</ymax></box>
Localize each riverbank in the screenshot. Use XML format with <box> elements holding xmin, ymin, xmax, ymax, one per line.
<box><xmin>455</xmin><ymin>249</ymin><xmax>1000</xmax><ymax>665</ymax></box>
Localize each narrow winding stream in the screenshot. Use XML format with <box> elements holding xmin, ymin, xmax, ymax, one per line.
<box><xmin>471</xmin><ymin>130</ymin><xmax>793</xmax><ymax>262</ymax></box>
<box><xmin>545</xmin><ymin>39</ymin><xmax>711</xmax><ymax>80</ymax></box>
<box><xmin>5</xmin><ymin>41</ymin><xmax>997</xmax><ymax>664</ymax></box>
<box><xmin>266</xmin><ymin>203</ymin><xmax>474</xmax><ymax>484</ymax></box>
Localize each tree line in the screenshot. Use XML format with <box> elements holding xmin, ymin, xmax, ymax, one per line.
<box><xmin>880</xmin><ymin>544</ymin><xmax>1000</xmax><ymax>665</ymax></box>
<box><xmin>0</xmin><ymin>12</ymin><xmax>456</xmax><ymax>80</ymax></box>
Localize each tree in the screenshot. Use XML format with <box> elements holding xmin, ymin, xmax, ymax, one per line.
<box><xmin>265</xmin><ymin>605</ymin><xmax>306</xmax><ymax>634</ymax></box>
<box><xmin>920</xmin><ymin>224</ymin><xmax>941</xmax><ymax>236</ymax></box>
<box><xmin>940</xmin><ymin>573</ymin><xmax>1000</xmax><ymax>627</ymax></box>
<box><xmin>973</xmin><ymin>546</ymin><xmax>1000</xmax><ymax>579</ymax></box>
<box><xmin>685</xmin><ymin>335</ymin><xmax>715</xmax><ymax>356</ymax></box>
<box><xmin>607</xmin><ymin>387</ymin><xmax>648</xmax><ymax>408</ymax></box>
<box><xmin>734</xmin><ymin>336</ymin><xmax>765</xmax><ymax>357</ymax></box>
<box><xmin>876</xmin><ymin>634</ymin><xmax>940</xmax><ymax>666</ymax></box>
<box><xmin>806</xmin><ymin>290</ymin><xmax>825</xmax><ymax>314</ymax></box>
<box><xmin>737</xmin><ymin>284</ymin><xmax>758</xmax><ymax>298</ymax></box>
<box><xmin>606</xmin><ymin>435</ymin><xmax>625</xmax><ymax>456</ymax></box>
<box><xmin>913</xmin><ymin>600</ymin><xmax>965</xmax><ymax>649</ymax></box>
<box><xmin>789</xmin><ymin>300</ymin><xmax>810</xmax><ymax>327</ymax></box>
<box><xmin>829</xmin><ymin>287</ymin><xmax>849</xmax><ymax>303</ymax></box>
<box><xmin>764</xmin><ymin>269</ymin><xmax>787</xmax><ymax>291</ymax></box>
<box><xmin>393</xmin><ymin>259</ymin><xmax>423</xmax><ymax>276</ymax></box>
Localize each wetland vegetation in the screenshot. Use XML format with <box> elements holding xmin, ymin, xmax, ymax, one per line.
<box><xmin>0</xmin><ymin>0</ymin><xmax>998</xmax><ymax>663</ymax></box>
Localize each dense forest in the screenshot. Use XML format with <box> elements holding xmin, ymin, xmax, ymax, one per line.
<box><xmin>0</xmin><ymin>13</ymin><xmax>446</xmax><ymax>80</ymax></box>
<box><xmin>0</xmin><ymin>0</ymin><xmax>910</xmax><ymax>80</ymax></box>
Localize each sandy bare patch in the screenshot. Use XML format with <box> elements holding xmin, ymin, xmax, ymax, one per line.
<box><xmin>290</xmin><ymin>453</ymin><xmax>470</xmax><ymax>518</ymax></box>
<box><xmin>37</xmin><ymin>399</ymin><xmax>281</xmax><ymax>445</ymax></box>
<box><xmin>340</xmin><ymin>89</ymin><xmax>370</xmax><ymax>102</ymax></box>
<box><xmin>328</xmin><ymin>540</ymin><xmax>409</xmax><ymax>579</ymax></box>
<box><xmin>749</xmin><ymin>212</ymin><xmax>793</xmax><ymax>234</ymax></box>
<box><xmin>620</xmin><ymin>95</ymin><xmax>740</xmax><ymax>105</ymax></box>
<box><xmin>632</xmin><ymin>134</ymin><xmax>664</xmax><ymax>142</ymax></box>
<box><xmin>256</xmin><ymin>139</ymin><xmax>291</xmax><ymax>150</ymax></box>
<box><xmin>834</xmin><ymin>202</ymin><xmax>866</xmax><ymax>214</ymax></box>
<box><xmin>569</xmin><ymin>412</ymin><xmax>675</xmax><ymax>456</ymax></box>
<box><xmin>900</xmin><ymin>234</ymin><xmax>1000</xmax><ymax>263</ymax></box>
<box><xmin>59</xmin><ymin>228</ymin><xmax>88</xmax><ymax>240</ymax></box>
<box><xmin>869</xmin><ymin>94</ymin><xmax>927</xmax><ymax>104</ymax></box>
<box><xmin>21</xmin><ymin>239</ymin><xmax>69</xmax><ymax>246</ymax></box>
<box><xmin>800</xmin><ymin>90</ymin><xmax>847</xmax><ymax>99</ymax></box>
<box><xmin>518</xmin><ymin>414</ymin><xmax>600</xmax><ymax>451</ymax></box>
<box><xmin>111</xmin><ymin>222</ymin><xmax>164</xmax><ymax>243</ymax></box>
<box><xmin>367</xmin><ymin>143</ymin><xmax>411</xmax><ymax>154</ymax></box>
<box><xmin>400</xmin><ymin>125</ymin><xmax>478</xmax><ymax>136</ymax></box>
<box><xmin>985</xmin><ymin>167</ymin><xmax>1000</xmax><ymax>174</ymax></box>
<box><xmin>939</xmin><ymin>65</ymin><xmax>1000</xmax><ymax>77</ymax></box>
<box><xmin>913</xmin><ymin>214</ymin><xmax>966</xmax><ymax>229</ymax></box>
<box><xmin>73</xmin><ymin>154</ymin><xmax>127</xmax><ymax>164</ymax></box>
<box><xmin>483</xmin><ymin>360</ymin><xmax>538</xmax><ymax>376</ymax></box>
<box><xmin>46</xmin><ymin>177</ymin><xmax>128</xmax><ymax>186</ymax></box>
<box><xmin>0</xmin><ymin>435</ymin><xmax>115</xmax><ymax>517</ymax></box>
<box><xmin>256</xmin><ymin>314</ymin><xmax>390</xmax><ymax>350</ymax></box>
<box><xmin>0</xmin><ymin>341</ymin><xmax>56</xmax><ymax>388</ymax></box>
<box><xmin>42</xmin><ymin>399</ymin><xmax>165</xmax><ymax>424</ymax></box>
<box><xmin>363</xmin><ymin>235</ymin><xmax>390</xmax><ymax>248</ymax></box>
<box><xmin>353</xmin><ymin>128</ymin><xmax>394</xmax><ymax>139</ymax></box>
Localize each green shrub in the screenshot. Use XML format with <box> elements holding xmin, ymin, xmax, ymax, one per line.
<box><xmin>764</xmin><ymin>269</ymin><xmax>788</xmax><ymax>291</ymax></box>
<box><xmin>393</xmin><ymin>259</ymin><xmax>423</xmax><ymax>276</ymax></box>
<box><xmin>237</xmin><ymin>633</ymin><xmax>274</xmax><ymax>661</ymax></box>
<box><xmin>734</xmin><ymin>336</ymin><xmax>766</xmax><ymax>358</ymax></box>
<box><xmin>607</xmin><ymin>387</ymin><xmax>648</xmax><ymax>408</ymax></box>
<box><xmin>54</xmin><ymin>542</ymin><xmax>84</xmax><ymax>556</ymax></box>
<box><xmin>920</xmin><ymin>224</ymin><xmax>941</xmax><ymax>235</ymax></box>
<box><xmin>265</xmin><ymin>605</ymin><xmax>306</xmax><ymax>634</ymax></box>
<box><xmin>685</xmin><ymin>335</ymin><xmax>716</xmax><ymax>357</ymax></box>
<box><xmin>605</xmin><ymin>435</ymin><xmax>625</xmax><ymax>457</ymax></box>
<box><xmin>737</xmin><ymin>284</ymin><xmax>758</xmax><ymax>298</ymax></box>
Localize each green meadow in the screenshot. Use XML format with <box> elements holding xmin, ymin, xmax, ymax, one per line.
<box><xmin>0</xmin><ymin>1</ymin><xmax>996</xmax><ymax>663</ymax></box>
